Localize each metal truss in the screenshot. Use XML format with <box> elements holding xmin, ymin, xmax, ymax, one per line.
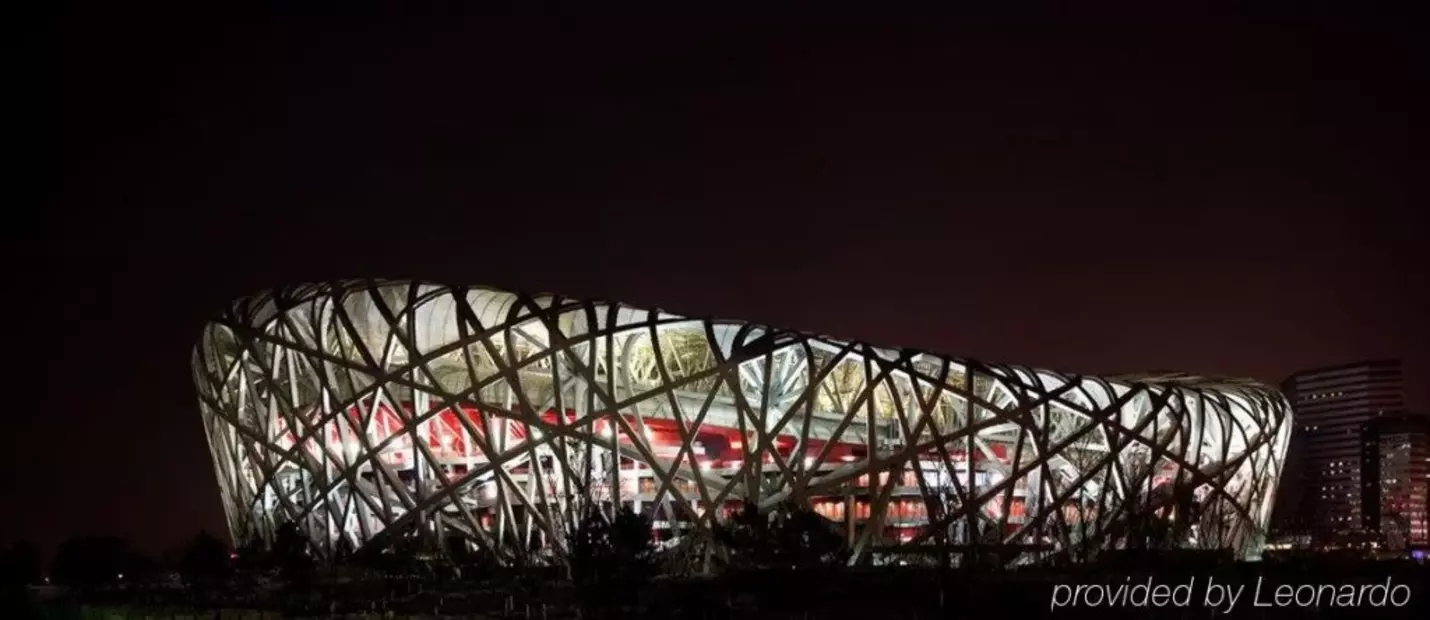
<box><xmin>192</xmin><ymin>280</ymin><xmax>1292</xmax><ymax>566</ymax></box>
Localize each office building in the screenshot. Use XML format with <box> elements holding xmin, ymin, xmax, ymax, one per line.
<box><xmin>1362</xmin><ymin>413</ymin><xmax>1430</xmax><ymax>548</ymax></box>
<box><xmin>1281</xmin><ymin>360</ymin><xmax>1405</xmax><ymax>541</ymax></box>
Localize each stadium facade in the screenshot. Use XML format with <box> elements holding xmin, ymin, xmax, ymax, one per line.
<box><xmin>193</xmin><ymin>280</ymin><xmax>1292</xmax><ymax>566</ymax></box>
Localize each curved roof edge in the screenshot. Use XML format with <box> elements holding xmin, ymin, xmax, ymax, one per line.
<box><xmin>205</xmin><ymin>278</ymin><xmax>1287</xmax><ymax>401</ymax></box>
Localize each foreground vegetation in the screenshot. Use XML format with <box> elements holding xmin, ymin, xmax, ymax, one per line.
<box><xmin>3</xmin><ymin>503</ymin><xmax>1427</xmax><ymax>619</ymax></box>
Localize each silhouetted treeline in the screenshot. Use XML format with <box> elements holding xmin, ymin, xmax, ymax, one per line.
<box><xmin>50</xmin><ymin>536</ymin><xmax>158</xmax><ymax>590</ymax></box>
<box><xmin>13</xmin><ymin>503</ymin><xmax>1430</xmax><ymax>618</ymax></box>
<box><xmin>11</xmin><ymin>528</ymin><xmax>233</xmax><ymax>594</ymax></box>
<box><xmin>1</xmin><ymin>541</ymin><xmax>41</xmax><ymax>588</ymax></box>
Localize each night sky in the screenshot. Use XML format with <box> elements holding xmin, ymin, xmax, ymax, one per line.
<box><xmin>19</xmin><ymin>7</ymin><xmax>1427</xmax><ymax>558</ymax></box>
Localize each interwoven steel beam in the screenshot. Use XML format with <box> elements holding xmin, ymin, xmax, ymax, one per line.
<box><xmin>192</xmin><ymin>280</ymin><xmax>1291</xmax><ymax>565</ymax></box>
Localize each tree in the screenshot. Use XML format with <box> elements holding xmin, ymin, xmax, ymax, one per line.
<box><xmin>0</xmin><ymin>541</ymin><xmax>41</xmax><ymax>589</ymax></box>
<box><xmin>270</xmin><ymin>522</ymin><xmax>314</xmax><ymax>586</ymax></box>
<box><xmin>50</xmin><ymin>536</ymin><xmax>134</xmax><ymax>591</ymax></box>
<box><xmin>448</xmin><ymin>537</ymin><xmax>502</xmax><ymax>584</ymax></box>
<box><xmin>1192</xmin><ymin>495</ymin><xmax>1240</xmax><ymax>551</ymax></box>
<box><xmin>1060</xmin><ymin>461</ymin><xmax>1102</xmax><ymax>560</ymax></box>
<box><xmin>233</xmin><ymin>534</ymin><xmax>269</xmax><ymax>572</ymax></box>
<box><xmin>771</xmin><ymin>503</ymin><xmax>848</xmax><ymax>569</ymax></box>
<box><xmin>570</xmin><ymin>507</ymin><xmax>657</xmax><ymax>580</ymax></box>
<box><xmin>444</xmin><ymin>535</ymin><xmax>472</xmax><ymax>567</ymax></box>
<box><xmin>713</xmin><ymin>500</ymin><xmax>776</xmax><ymax>570</ymax></box>
<box><xmin>1110</xmin><ymin>451</ymin><xmax>1177</xmax><ymax>553</ymax></box>
<box><xmin>567</xmin><ymin>507</ymin><xmax>657</xmax><ymax>613</ymax></box>
<box><xmin>713</xmin><ymin>500</ymin><xmax>850</xmax><ymax>571</ymax></box>
<box><xmin>1169</xmin><ymin>479</ymin><xmax>1198</xmax><ymax>544</ymax></box>
<box><xmin>1121</xmin><ymin>500</ymin><xmax>1173</xmax><ymax>551</ymax></box>
<box><xmin>179</xmin><ymin>530</ymin><xmax>232</xmax><ymax>589</ymax></box>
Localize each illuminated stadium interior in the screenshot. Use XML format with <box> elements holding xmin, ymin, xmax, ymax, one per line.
<box><xmin>193</xmin><ymin>280</ymin><xmax>1292</xmax><ymax>567</ymax></box>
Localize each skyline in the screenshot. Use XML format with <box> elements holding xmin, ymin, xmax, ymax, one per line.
<box><xmin>20</xmin><ymin>9</ymin><xmax>1428</xmax><ymax>557</ymax></box>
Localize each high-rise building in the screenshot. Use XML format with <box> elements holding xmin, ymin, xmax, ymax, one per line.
<box><xmin>1361</xmin><ymin>414</ymin><xmax>1430</xmax><ymax>548</ymax></box>
<box><xmin>1281</xmin><ymin>360</ymin><xmax>1405</xmax><ymax>541</ymax></box>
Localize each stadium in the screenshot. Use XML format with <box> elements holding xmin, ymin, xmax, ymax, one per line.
<box><xmin>192</xmin><ymin>280</ymin><xmax>1292</xmax><ymax>567</ymax></box>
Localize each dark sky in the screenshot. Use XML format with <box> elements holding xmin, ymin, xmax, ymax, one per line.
<box><xmin>18</xmin><ymin>7</ymin><xmax>1427</xmax><ymax>557</ymax></box>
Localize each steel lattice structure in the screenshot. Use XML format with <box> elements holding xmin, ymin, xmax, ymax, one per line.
<box><xmin>193</xmin><ymin>280</ymin><xmax>1291</xmax><ymax>566</ymax></box>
